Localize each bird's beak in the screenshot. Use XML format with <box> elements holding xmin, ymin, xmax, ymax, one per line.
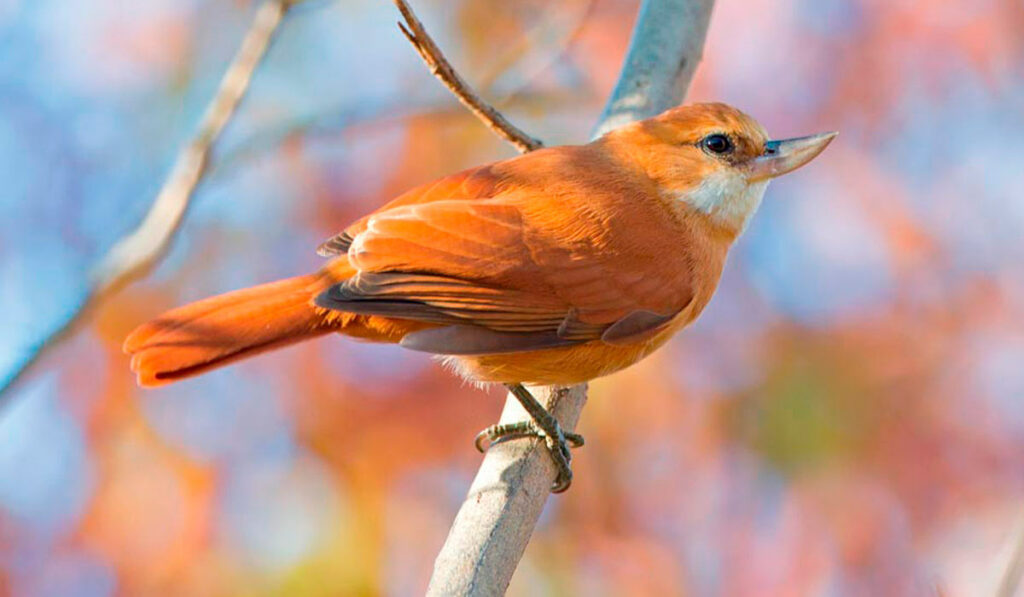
<box><xmin>746</xmin><ymin>132</ymin><xmax>838</xmax><ymax>183</ymax></box>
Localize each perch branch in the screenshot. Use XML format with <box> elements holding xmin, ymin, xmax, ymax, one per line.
<box><xmin>393</xmin><ymin>0</ymin><xmax>544</xmax><ymax>153</ymax></box>
<box><xmin>0</xmin><ymin>0</ymin><xmax>297</xmax><ymax>405</ymax></box>
<box><xmin>427</xmin><ymin>0</ymin><xmax>717</xmax><ymax>594</ymax></box>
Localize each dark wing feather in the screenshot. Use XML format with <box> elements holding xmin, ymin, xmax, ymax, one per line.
<box><xmin>400</xmin><ymin>326</ymin><xmax>577</xmax><ymax>355</ymax></box>
<box><xmin>316</xmin><ymin>232</ymin><xmax>354</xmax><ymax>257</ymax></box>
<box><xmin>315</xmin><ymin>272</ymin><xmax>572</xmax><ymax>332</ymax></box>
<box><xmin>600</xmin><ymin>310</ymin><xmax>676</xmax><ymax>345</ymax></box>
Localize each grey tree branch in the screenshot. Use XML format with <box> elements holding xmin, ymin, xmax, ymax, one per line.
<box><xmin>393</xmin><ymin>0</ymin><xmax>544</xmax><ymax>153</ymax></box>
<box><xmin>0</xmin><ymin>0</ymin><xmax>296</xmax><ymax>404</ymax></box>
<box><xmin>594</xmin><ymin>0</ymin><xmax>715</xmax><ymax>138</ymax></box>
<box><xmin>427</xmin><ymin>1</ymin><xmax>717</xmax><ymax>594</ymax></box>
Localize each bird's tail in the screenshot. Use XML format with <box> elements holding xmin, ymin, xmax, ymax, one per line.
<box><xmin>124</xmin><ymin>274</ymin><xmax>336</xmax><ymax>387</ymax></box>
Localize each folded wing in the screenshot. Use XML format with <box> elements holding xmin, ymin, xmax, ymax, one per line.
<box><xmin>315</xmin><ymin>196</ymin><xmax>692</xmax><ymax>355</ymax></box>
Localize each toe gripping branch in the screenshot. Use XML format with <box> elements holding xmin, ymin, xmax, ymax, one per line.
<box><xmin>474</xmin><ymin>384</ymin><xmax>585</xmax><ymax>493</ymax></box>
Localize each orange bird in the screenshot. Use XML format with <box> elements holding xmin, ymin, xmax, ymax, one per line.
<box><xmin>125</xmin><ymin>103</ymin><xmax>835</xmax><ymax>491</ymax></box>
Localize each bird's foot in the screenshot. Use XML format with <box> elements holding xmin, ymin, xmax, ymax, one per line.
<box><xmin>475</xmin><ymin>420</ymin><xmax>585</xmax><ymax>453</ymax></box>
<box><xmin>473</xmin><ymin>384</ymin><xmax>585</xmax><ymax>493</ymax></box>
<box><xmin>474</xmin><ymin>420</ymin><xmax>584</xmax><ymax>493</ymax></box>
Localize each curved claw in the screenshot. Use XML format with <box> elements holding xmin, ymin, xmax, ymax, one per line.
<box><xmin>565</xmin><ymin>432</ymin><xmax>584</xmax><ymax>448</ymax></box>
<box><xmin>551</xmin><ymin>468</ymin><xmax>573</xmax><ymax>493</ymax></box>
<box><xmin>545</xmin><ymin>435</ymin><xmax>574</xmax><ymax>493</ymax></box>
<box><xmin>474</xmin><ymin>428</ymin><xmax>491</xmax><ymax>453</ymax></box>
<box><xmin>474</xmin><ymin>428</ymin><xmax>524</xmax><ymax>453</ymax></box>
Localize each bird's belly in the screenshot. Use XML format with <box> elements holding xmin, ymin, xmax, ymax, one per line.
<box><xmin>448</xmin><ymin>334</ymin><xmax>673</xmax><ymax>385</ymax></box>
<box><xmin>442</xmin><ymin>298</ymin><xmax>704</xmax><ymax>385</ymax></box>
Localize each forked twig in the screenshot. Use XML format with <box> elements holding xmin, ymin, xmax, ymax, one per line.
<box><xmin>393</xmin><ymin>0</ymin><xmax>544</xmax><ymax>153</ymax></box>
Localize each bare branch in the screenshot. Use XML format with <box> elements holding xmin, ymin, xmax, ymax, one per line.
<box><xmin>209</xmin><ymin>90</ymin><xmax>592</xmax><ymax>184</ymax></box>
<box><xmin>211</xmin><ymin>0</ymin><xmax>594</xmax><ymax>180</ymax></box>
<box><xmin>427</xmin><ymin>1</ymin><xmax>717</xmax><ymax>594</ymax></box>
<box><xmin>393</xmin><ymin>0</ymin><xmax>544</xmax><ymax>153</ymax></box>
<box><xmin>429</xmin><ymin>385</ymin><xmax>587</xmax><ymax>596</ymax></box>
<box><xmin>0</xmin><ymin>0</ymin><xmax>296</xmax><ymax>405</ymax></box>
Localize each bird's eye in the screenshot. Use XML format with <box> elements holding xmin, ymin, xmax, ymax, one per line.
<box><xmin>701</xmin><ymin>134</ymin><xmax>733</xmax><ymax>155</ymax></box>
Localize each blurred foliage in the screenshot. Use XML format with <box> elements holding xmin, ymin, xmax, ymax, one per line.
<box><xmin>729</xmin><ymin>338</ymin><xmax>876</xmax><ymax>475</ymax></box>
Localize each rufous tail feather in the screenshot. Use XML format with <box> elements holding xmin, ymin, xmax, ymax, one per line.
<box><xmin>123</xmin><ymin>274</ymin><xmax>335</xmax><ymax>386</ymax></box>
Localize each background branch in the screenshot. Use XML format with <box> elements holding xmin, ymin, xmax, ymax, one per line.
<box><xmin>594</xmin><ymin>0</ymin><xmax>715</xmax><ymax>138</ymax></box>
<box><xmin>393</xmin><ymin>0</ymin><xmax>544</xmax><ymax>153</ymax></box>
<box><xmin>426</xmin><ymin>0</ymin><xmax>717</xmax><ymax>594</ymax></box>
<box><xmin>0</xmin><ymin>0</ymin><xmax>296</xmax><ymax>404</ymax></box>
<box><xmin>212</xmin><ymin>0</ymin><xmax>598</xmax><ymax>183</ymax></box>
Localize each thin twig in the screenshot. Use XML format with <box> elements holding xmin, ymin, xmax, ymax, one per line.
<box><xmin>393</xmin><ymin>0</ymin><xmax>544</xmax><ymax>153</ymax></box>
<box><xmin>218</xmin><ymin>0</ymin><xmax>595</xmax><ymax>181</ymax></box>
<box><xmin>209</xmin><ymin>89</ymin><xmax>592</xmax><ymax>184</ymax></box>
<box><xmin>0</xmin><ymin>0</ymin><xmax>296</xmax><ymax>405</ymax></box>
<box><xmin>426</xmin><ymin>0</ymin><xmax>717</xmax><ymax>594</ymax></box>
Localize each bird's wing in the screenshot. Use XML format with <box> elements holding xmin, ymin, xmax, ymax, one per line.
<box><xmin>314</xmin><ymin>197</ymin><xmax>692</xmax><ymax>355</ymax></box>
<box><xmin>317</xmin><ymin>164</ymin><xmax>503</xmax><ymax>257</ymax></box>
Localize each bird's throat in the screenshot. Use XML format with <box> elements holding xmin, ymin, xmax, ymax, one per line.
<box><xmin>674</xmin><ymin>170</ymin><xmax>769</xmax><ymax>233</ymax></box>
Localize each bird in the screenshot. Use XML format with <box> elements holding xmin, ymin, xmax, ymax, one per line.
<box><xmin>124</xmin><ymin>102</ymin><xmax>836</xmax><ymax>492</ymax></box>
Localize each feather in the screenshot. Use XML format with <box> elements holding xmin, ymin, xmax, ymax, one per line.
<box><xmin>400</xmin><ymin>325</ymin><xmax>578</xmax><ymax>355</ymax></box>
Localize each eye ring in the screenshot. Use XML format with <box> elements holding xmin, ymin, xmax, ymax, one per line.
<box><xmin>701</xmin><ymin>134</ymin><xmax>734</xmax><ymax>155</ymax></box>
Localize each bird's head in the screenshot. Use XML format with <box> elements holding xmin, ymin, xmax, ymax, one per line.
<box><xmin>606</xmin><ymin>102</ymin><xmax>836</xmax><ymax>234</ymax></box>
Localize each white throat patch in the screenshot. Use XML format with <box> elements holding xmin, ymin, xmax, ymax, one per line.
<box><xmin>677</xmin><ymin>170</ymin><xmax>769</xmax><ymax>232</ymax></box>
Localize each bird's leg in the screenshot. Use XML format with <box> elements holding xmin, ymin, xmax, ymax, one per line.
<box><xmin>474</xmin><ymin>384</ymin><xmax>585</xmax><ymax>493</ymax></box>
